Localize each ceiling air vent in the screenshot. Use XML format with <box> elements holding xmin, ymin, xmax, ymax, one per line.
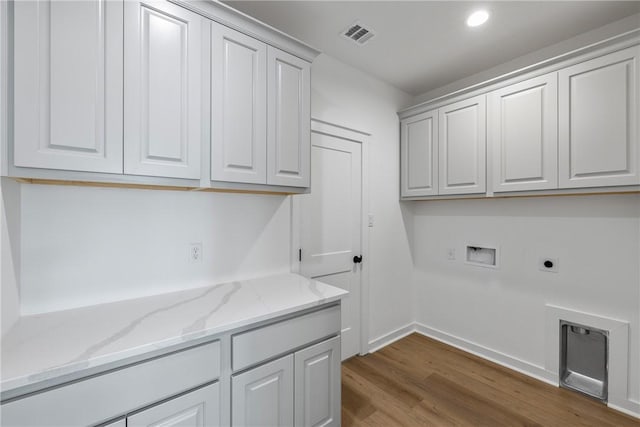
<box><xmin>341</xmin><ymin>21</ymin><xmax>375</xmax><ymax>45</ymax></box>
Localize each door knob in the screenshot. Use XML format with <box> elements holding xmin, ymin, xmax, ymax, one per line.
<box><xmin>353</xmin><ymin>255</ymin><xmax>363</xmax><ymax>264</ymax></box>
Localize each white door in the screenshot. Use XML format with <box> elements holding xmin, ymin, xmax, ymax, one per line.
<box><xmin>400</xmin><ymin>109</ymin><xmax>438</xmax><ymax>197</ymax></box>
<box><xmin>559</xmin><ymin>45</ymin><xmax>640</xmax><ymax>188</ymax></box>
<box><xmin>299</xmin><ymin>131</ymin><xmax>362</xmax><ymax>360</ymax></box>
<box><xmin>211</xmin><ymin>23</ymin><xmax>267</xmax><ymax>184</ymax></box>
<box><xmin>13</xmin><ymin>0</ymin><xmax>123</xmax><ymax>173</ymax></box>
<box><xmin>128</xmin><ymin>382</ymin><xmax>220</xmax><ymax>427</ymax></box>
<box><xmin>294</xmin><ymin>336</ymin><xmax>341</xmax><ymax>427</ymax></box>
<box><xmin>231</xmin><ymin>355</ymin><xmax>294</xmax><ymax>427</ymax></box>
<box><xmin>267</xmin><ymin>47</ymin><xmax>311</xmax><ymax>187</ymax></box>
<box><xmin>438</xmin><ymin>94</ymin><xmax>486</xmax><ymax>195</ymax></box>
<box><xmin>488</xmin><ymin>72</ymin><xmax>558</xmax><ymax>192</ymax></box>
<box><xmin>124</xmin><ymin>0</ymin><xmax>204</xmax><ymax>179</ymax></box>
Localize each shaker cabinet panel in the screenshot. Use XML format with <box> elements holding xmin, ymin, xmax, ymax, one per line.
<box><xmin>267</xmin><ymin>47</ymin><xmax>311</xmax><ymax>187</ymax></box>
<box><xmin>400</xmin><ymin>110</ymin><xmax>438</xmax><ymax>197</ymax></box>
<box><xmin>13</xmin><ymin>0</ymin><xmax>124</xmax><ymax>173</ymax></box>
<box><xmin>294</xmin><ymin>336</ymin><xmax>341</xmax><ymax>427</ymax></box>
<box><xmin>559</xmin><ymin>46</ymin><xmax>640</xmax><ymax>188</ymax></box>
<box><xmin>438</xmin><ymin>95</ymin><xmax>486</xmax><ymax>195</ymax></box>
<box><xmin>489</xmin><ymin>73</ymin><xmax>558</xmax><ymax>192</ymax></box>
<box><xmin>124</xmin><ymin>0</ymin><xmax>204</xmax><ymax>179</ymax></box>
<box><xmin>232</xmin><ymin>355</ymin><xmax>294</xmax><ymax>427</ymax></box>
<box><xmin>211</xmin><ymin>23</ymin><xmax>267</xmax><ymax>184</ymax></box>
<box><xmin>128</xmin><ymin>382</ymin><xmax>220</xmax><ymax>427</ymax></box>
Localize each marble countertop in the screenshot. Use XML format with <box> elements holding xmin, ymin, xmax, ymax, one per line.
<box><xmin>1</xmin><ymin>273</ymin><xmax>347</xmax><ymax>400</ymax></box>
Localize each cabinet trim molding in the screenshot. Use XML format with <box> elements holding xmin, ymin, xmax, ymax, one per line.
<box><xmin>168</xmin><ymin>0</ymin><xmax>320</xmax><ymax>63</ymax></box>
<box><xmin>399</xmin><ymin>32</ymin><xmax>640</xmax><ymax>120</ymax></box>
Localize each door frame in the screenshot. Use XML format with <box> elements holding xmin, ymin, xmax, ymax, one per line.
<box><xmin>291</xmin><ymin>118</ymin><xmax>371</xmax><ymax>356</ymax></box>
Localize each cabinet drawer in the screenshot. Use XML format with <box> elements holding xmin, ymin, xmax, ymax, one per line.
<box><xmin>1</xmin><ymin>341</ymin><xmax>220</xmax><ymax>427</ymax></box>
<box><xmin>232</xmin><ymin>305</ymin><xmax>340</xmax><ymax>371</ymax></box>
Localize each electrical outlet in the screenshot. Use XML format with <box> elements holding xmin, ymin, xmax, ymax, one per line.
<box><xmin>447</xmin><ymin>248</ymin><xmax>456</xmax><ymax>261</ymax></box>
<box><xmin>190</xmin><ymin>243</ymin><xmax>203</xmax><ymax>263</ymax></box>
<box><xmin>539</xmin><ymin>257</ymin><xmax>558</xmax><ymax>273</ymax></box>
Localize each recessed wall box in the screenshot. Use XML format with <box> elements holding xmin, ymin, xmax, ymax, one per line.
<box><xmin>465</xmin><ymin>244</ymin><xmax>499</xmax><ymax>268</ymax></box>
<box><xmin>560</xmin><ymin>320</ymin><xmax>608</xmax><ymax>402</ymax></box>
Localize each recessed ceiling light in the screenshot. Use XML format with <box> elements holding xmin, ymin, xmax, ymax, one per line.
<box><xmin>466</xmin><ymin>10</ymin><xmax>489</xmax><ymax>27</ymax></box>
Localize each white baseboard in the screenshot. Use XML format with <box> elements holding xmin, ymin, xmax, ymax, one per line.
<box><xmin>414</xmin><ymin>322</ymin><xmax>557</xmax><ymax>386</ymax></box>
<box><xmin>367</xmin><ymin>323</ymin><xmax>415</xmax><ymax>353</ymax></box>
<box><xmin>609</xmin><ymin>400</ymin><xmax>640</xmax><ymax>419</ymax></box>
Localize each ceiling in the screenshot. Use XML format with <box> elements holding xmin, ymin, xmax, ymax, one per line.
<box><xmin>222</xmin><ymin>1</ymin><xmax>640</xmax><ymax>96</ymax></box>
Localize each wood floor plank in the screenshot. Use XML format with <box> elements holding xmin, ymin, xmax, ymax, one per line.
<box><xmin>342</xmin><ymin>333</ymin><xmax>640</xmax><ymax>426</ymax></box>
<box><xmin>386</xmin><ymin>334</ymin><xmax>636</xmax><ymax>426</ymax></box>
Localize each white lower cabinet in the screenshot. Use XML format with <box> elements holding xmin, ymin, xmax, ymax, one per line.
<box><xmin>232</xmin><ymin>355</ymin><xmax>295</xmax><ymax>426</ymax></box>
<box><xmin>294</xmin><ymin>336</ymin><xmax>341</xmax><ymax>427</ymax></box>
<box><xmin>0</xmin><ymin>305</ymin><xmax>341</xmax><ymax>427</ymax></box>
<box><xmin>231</xmin><ymin>335</ymin><xmax>341</xmax><ymax>427</ymax></box>
<box><xmin>129</xmin><ymin>382</ymin><xmax>220</xmax><ymax>427</ymax></box>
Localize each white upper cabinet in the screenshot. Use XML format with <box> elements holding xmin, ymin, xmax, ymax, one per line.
<box><xmin>211</xmin><ymin>23</ymin><xmax>267</xmax><ymax>184</ymax></box>
<box><xmin>489</xmin><ymin>73</ymin><xmax>558</xmax><ymax>192</ymax></box>
<box><xmin>438</xmin><ymin>95</ymin><xmax>486</xmax><ymax>195</ymax></box>
<box><xmin>13</xmin><ymin>0</ymin><xmax>124</xmax><ymax>173</ymax></box>
<box><xmin>9</xmin><ymin>0</ymin><xmax>317</xmax><ymax>189</ymax></box>
<box><xmin>559</xmin><ymin>46</ymin><xmax>640</xmax><ymax>188</ymax></box>
<box><xmin>267</xmin><ymin>47</ymin><xmax>311</xmax><ymax>187</ymax></box>
<box><xmin>124</xmin><ymin>0</ymin><xmax>204</xmax><ymax>179</ymax></box>
<box><xmin>400</xmin><ymin>109</ymin><xmax>438</xmax><ymax>197</ymax></box>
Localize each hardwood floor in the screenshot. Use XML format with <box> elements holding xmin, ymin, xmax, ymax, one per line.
<box><xmin>341</xmin><ymin>333</ymin><xmax>639</xmax><ymax>426</ymax></box>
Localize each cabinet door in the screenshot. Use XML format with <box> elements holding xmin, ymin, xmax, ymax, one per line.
<box><xmin>124</xmin><ymin>0</ymin><xmax>204</xmax><ymax>179</ymax></box>
<box><xmin>294</xmin><ymin>336</ymin><xmax>341</xmax><ymax>427</ymax></box>
<box><xmin>211</xmin><ymin>23</ymin><xmax>267</xmax><ymax>184</ymax></box>
<box><xmin>400</xmin><ymin>110</ymin><xmax>438</xmax><ymax>197</ymax></box>
<box><xmin>128</xmin><ymin>382</ymin><xmax>220</xmax><ymax>427</ymax></box>
<box><xmin>438</xmin><ymin>95</ymin><xmax>486</xmax><ymax>195</ymax></box>
<box><xmin>13</xmin><ymin>0</ymin><xmax>123</xmax><ymax>173</ymax></box>
<box><xmin>559</xmin><ymin>46</ymin><xmax>640</xmax><ymax>188</ymax></box>
<box><xmin>267</xmin><ymin>47</ymin><xmax>311</xmax><ymax>187</ymax></box>
<box><xmin>232</xmin><ymin>354</ymin><xmax>294</xmax><ymax>427</ymax></box>
<box><xmin>489</xmin><ymin>73</ymin><xmax>558</xmax><ymax>192</ymax></box>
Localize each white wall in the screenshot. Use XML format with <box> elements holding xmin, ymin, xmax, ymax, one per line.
<box><xmin>17</xmin><ymin>184</ymin><xmax>292</xmax><ymax>314</ymax></box>
<box><xmin>410</xmin><ymin>195</ymin><xmax>640</xmax><ymax>407</ymax></box>
<box><xmin>406</xmin><ymin>15</ymin><xmax>640</xmax><ymax>413</ymax></box>
<box><xmin>1</xmin><ymin>178</ymin><xmax>20</xmax><ymax>334</ymax></box>
<box><xmin>310</xmin><ymin>54</ymin><xmax>415</xmax><ymax>346</ymax></box>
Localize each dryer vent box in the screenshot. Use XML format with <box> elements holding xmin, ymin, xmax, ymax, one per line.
<box><xmin>465</xmin><ymin>244</ymin><xmax>498</xmax><ymax>268</ymax></box>
<box><xmin>560</xmin><ymin>320</ymin><xmax>608</xmax><ymax>402</ymax></box>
